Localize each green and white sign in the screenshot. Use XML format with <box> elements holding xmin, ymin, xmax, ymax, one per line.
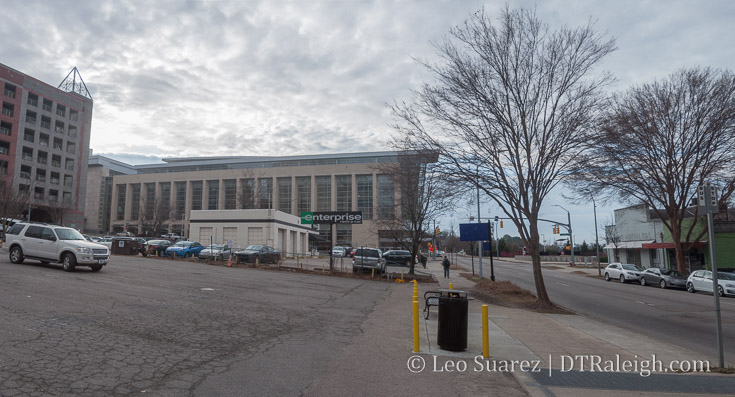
<box><xmin>301</xmin><ymin>211</ymin><xmax>363</xmax><ymax>224</ymax></box>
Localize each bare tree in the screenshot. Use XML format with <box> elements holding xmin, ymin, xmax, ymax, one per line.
<box><xmin>44</xmin><ymin>199</ymin><xmax>71</xmax><ymax>225</ymax></box>
<box><xmin>371</xmin><ymin>151</ymin><xmax>455</xmax><ymax>274</ymax></box>
<box><xmin>139</xmin><ymin>197</ymin><xmax>173</xmax><ymax>237</ymax></box>
<box><xmin>391</xmin><ymin>7</ymin><xmax>615</xmax><ymax>305</ymax></box>
<box><xmin>603</xmin><ymin>216</ymin><xmax>621</xmax><ymax>262</ymax></box>
<box><xmin>0</xmin><ymin>181</ymin><xmax>28</xmax><ymax>237</ymax></box>
<box><xmin>576</xmin><ymin>68</ymin><xmax>735</xmax><ymax>274</ymax></box>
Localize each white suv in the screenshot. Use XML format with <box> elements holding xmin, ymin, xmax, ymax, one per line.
<box><xmin>4</xmin><ymin>223</ymin><xmax>110</xmax><ymax>272</ymax></box>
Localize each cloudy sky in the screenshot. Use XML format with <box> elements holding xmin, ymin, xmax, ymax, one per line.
<box><xmin>3</xmin><ymin>0</ymin><xmax>734</xmax><ymax>244</ymax></box>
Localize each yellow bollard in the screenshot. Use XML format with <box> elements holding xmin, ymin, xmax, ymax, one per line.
<box><xmin>449</xmin><ymin>283</ymin><xmax>453</xmax><ymax>290</ymax></box>
<box><xmin>413</xmin><ymin>298</ymin><xmax>420</xmax><ymax>353</ymax></box>
<box><xmin>482</xmin><ymin>304</ymin><xmax>489</xmax><ymax>358</ymax></box>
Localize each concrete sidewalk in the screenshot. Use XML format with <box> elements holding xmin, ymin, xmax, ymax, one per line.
<box><xmin>412</xmin><ymin>256</ymin><xmax>735</xmax><ymax>396</ymax></box>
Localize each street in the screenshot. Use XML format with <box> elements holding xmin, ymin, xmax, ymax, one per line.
<box><xmin>457</xmin><ymin>257</ymin><xmax>735</xmax><ymax>362</ymax></box>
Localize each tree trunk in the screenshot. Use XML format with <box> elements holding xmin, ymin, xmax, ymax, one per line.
<box><xmin>528</xmin><ymin>222</ymin><xmax>551</xmax><ymax>306</ymax></box>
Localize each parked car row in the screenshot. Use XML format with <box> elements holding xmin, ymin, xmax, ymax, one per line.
<box><xmin>604</xmin><ymin>262</ymin><xmax>735</xmax><ymax>297</ymax></box>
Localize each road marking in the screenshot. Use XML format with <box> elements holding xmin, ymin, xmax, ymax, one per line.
<box><xmin>200</xmin><ymin>288</ymin><xmax>215</xmax><ymax>291</ymax></box>
<box><xmin>557</xmin><ymin>282</ymin><xmax>571</xmax><ymax>287</ymax></box>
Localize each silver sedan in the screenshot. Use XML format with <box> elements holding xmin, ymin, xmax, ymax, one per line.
<box><xmin>604</xmin><ymin>263</ymin><xmax>643</xmax><ymax>283</ymax></box>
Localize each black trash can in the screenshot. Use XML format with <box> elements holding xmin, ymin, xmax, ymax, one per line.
<box><xmin>437</xmin><ymin>290</ymin><xmax>469</xmax><ymax>352</ymax></box>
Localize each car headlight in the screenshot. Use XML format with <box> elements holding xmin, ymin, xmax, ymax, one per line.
<box><xmin>76</xmin><ymin>247</ymin><xmax>91</xmax><ymax>254</ymax></box>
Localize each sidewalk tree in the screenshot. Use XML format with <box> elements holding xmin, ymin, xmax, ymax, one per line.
<box><xmin>0</xmin><ymin>181</ymin><xmax>28</xmax><ymax>237</ymax></box>
<box><xmin>371</xmin><ymin>149</ymin><xmax>455</xmax><ymax>275</ymax></box>
<box><xmin>391</xmin><ymin>7</ymin><xmax>615</xmax><ymax>306</ymax></box>
<box><xmin>139</xmin><ymin>197</ymin><xmax>173</xmax><ymax>237</ymax></box>
<box><xmin>575</xmin><ymin>68</ymin><xmax>735</xmax><ymax>274</ymax></box>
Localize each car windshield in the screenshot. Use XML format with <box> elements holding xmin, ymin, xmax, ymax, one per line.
<box><xmin>622</xmin><ymin>264</ymin><xmax>641</xmax><ymax>271</ymax></box>
<box><xmin>245</xmin><ymin>245</ymin><xmax>263</xmax><ymax>251</ymax></box>
<box><xmin>660</xmin><ymin>269</ymin><xmax>683</xmax><ymax>277</ymax></box>
<box><xmin>174</xmin><ymin>241</ymin><xmax>190</xmax><ymax>247</ymax></box>
<box><xmin>718</xmin><ymin>272</ymin><xmax>735</xmax><ymax>281</ymax></box>
<box><xmin>55</xmin><ymin>228</ymin><xmax>85</xmax><ymax>241</ymax></box>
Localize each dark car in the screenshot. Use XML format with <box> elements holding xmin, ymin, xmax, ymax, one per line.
<box><xmin>640</xmin><ymin>267</ymin><xmax>687</xmax><ymax>289</ymax></box>
<box><xmin>233</xmin><ymin>245</ymin><xmax>281</xmax><ymax>264</ymax></box>
<box><xmin>143</xmin><ymin>239</ymin><xmax>173</xmax><ymax>257</ymax></box>
<box><xmin>382</xmin><ymin>250</ymin><xmax>413</xmax><ymax>267</ymax></box>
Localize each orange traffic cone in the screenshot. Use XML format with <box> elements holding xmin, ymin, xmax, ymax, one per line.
<box><xmin>227</xmin><ymin>255</ymin><xmax>233</xmax><ymax>267</ymax></box>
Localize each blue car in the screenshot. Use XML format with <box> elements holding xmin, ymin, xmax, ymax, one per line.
<box><xmin>165</xmin><ymin>241</ymin><xmax>205</xmax><ymax>258</ymax></box>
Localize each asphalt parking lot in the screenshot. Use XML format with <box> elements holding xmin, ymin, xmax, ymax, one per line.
<box><xmin>0</xmin><ymin>254</ymin><xmax>391</xmax><ymax>396</ymax></box>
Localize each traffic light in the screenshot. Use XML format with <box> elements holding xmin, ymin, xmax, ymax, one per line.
<box><xmin>435</xmin><ymin>227</ymin><xmax>441</xmax><ymax>235</ymax></box>
<box><xmin>500</xmin><ymin>220</ymin><xmax>503</xmax><ymax>228</ymax></box>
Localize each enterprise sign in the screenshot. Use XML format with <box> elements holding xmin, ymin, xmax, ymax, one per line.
<box><xmin>301</xmin><ymin>211</ymin><xmax>363</xmax><ymax>224</ymax></box>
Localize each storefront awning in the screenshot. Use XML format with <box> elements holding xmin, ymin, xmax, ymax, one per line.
<box><xmin>602</xmin><ymin>240</ymin><xmax>654</xmax><ymax>250</ymax></box>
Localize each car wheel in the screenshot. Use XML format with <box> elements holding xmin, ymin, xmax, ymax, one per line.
<box><xmin>619</xmin><ymin>275</ymin><xmax>626</xmax><ymax>283</ymax></box>
<box><xmin>604</xmin><ymin>272</ymin><xmax>610</xmax><ymax>281</ymax></box>
<box><xmin>660</xmin><ymin>280</ymin><xmax>667</xmax><ymax>289</ymax></box>
<box><xmin>718</xmin><ymin>286</ymin><xmax>725</xmax><ymax>297</ymax></box>
<box><xmin>640</xmin><ymin>277</ymin><xmax>646</xmax><ymax>286</ymax></box>
<box><xmin>9</xmin><ymin>247</ymin><xmax>24</xmax><ymax>264</ymax></box>
<box><xmin>90</xmin><ymin>264</ymin><xmax>102</xmax><ymax>272</ymax></box>
<box><xmin>142</xmin><ymin>252</ymin><xmax>148</xmax><ymax>257</ymax></box>
<box><xmin>62</xmin><ymin>253</ymin><xmax>77</xmax><ymax>272</ymax></box>
<box><xmin>687</xmin><ymin>282</ymin><xmax>696</xmax><ymax>293</ymax></box>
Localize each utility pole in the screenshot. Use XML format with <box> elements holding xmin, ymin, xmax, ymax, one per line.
<box><xmin>593</xmin><ymin>196</ymin><xmax>601</xmax><ymax>276</ymax></box>
<box><xmin>700</xmin><ymin>182</ymin><xmax>724</xmax><ymax>368</ymax></box>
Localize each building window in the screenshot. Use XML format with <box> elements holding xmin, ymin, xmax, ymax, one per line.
<box><xmin>1</xmin><ymin>102</ymin><xmax>14</xmax><ymax>117</ymax></box>
<box><xmin>207</xmin><ymin>180</ymin><xmax>219</xmax><ymax>210</ymax></box>
<box><xmin>145</xmin><ymin>183</ymin><xmax>155</xmax><ymax>215</ymax></box>
<box><xmin>23</xmin><ymin>129</ymin><xmax>35</xmax><ymax>143</ymax></box>
<box><xmin>42</xmin><ymin>99</ymin><xmax>52</xmax><ymax>112</ymax></box>
<box><xmin>377</xmin><ymin>175</ymin><xmax>394</xmax><ymax>220</ymax></box>
<box><xmin>65</xmin><ymin>158</ymin><xmax>74</xmax><ymax>171</ymax></box>
<box><xmin>160</xmin><ymin>182</ymin><xmax>171</xmax><ymax>216</ymax></box>
<box><xmin>27</xmin><ymin>93</ymin><xmax>38</xmax><ymax>107</ymax></box>
<box><xmin>0</xmin><ymin>160</ymin><xmax>7</xmax><ymax>175</ymax></box>
<box><xmin>191</xmin><ymin>181</ymin><xmax>203</xmax><ymax>211</ymax></box>
<box><xmin>0</xmin><ymin>142</ymin><xmax>9</xmax><ymax>156</ymax></box>
<box><xmin>39</xmin><ymin>133</ymin><xmax>49</xmax><ymax>147</ymax></box>
<box><xmin>175</xmin><ymin>181</ymin><xmax>186</xmax><ymax>218</ymax></box>
<box><xmin>116</xmin><ymin>185</ymin><xmax>127</xmax><ymax>221</ymax></box>
<box><xmin>66</xmin><ymin>142</ymin><xmax>76</xmax><ymax>154</ymax></box>
<box><xmin>62</xmin><ymin>191</ymin><xmax>72</xmax><ymax>205</ymax></box>
<box><xmin>356</xmin><ymin>175</ymin><xmax>373</xmax><ymax>219</ymax></box>
<box><xmin>40</xmin><ymin>116</ymin><xmax>51</xmax><ymax>129</ymax></box>
<box><xmin>49</xmin><ymin>189</ymin><xmax>58</xmax><ymax>202</ymax></box>
<box><xmin>3</xmin><ymin>84</ymin><xmax>16</xmax><ymax>99</ymax></box>
<box><xmin>277</xmin><ymin>177</ymin><xmax>292</xmax><ymax>213</ymax></box>
<box><xmin>68</xmin><ymin>126</ymin><xmax>77</xmax><ymax>138</ymax></box>
<box><xmin>35</xmin><ymin>169</ymin><xmax>46</xmax><ymax>183</ymax></box>
<box><xmin>130</xmin><ymin>184</ymin><xmax>141</xmax><ymax>220</ymax></box>
<box><xmin>316</xmin><ymin>176</ymin><xmax>331</xmax><ymax>211</ymax></box>
<box><xmin>240</xmin><ymin>178</ymin><xmax>255</xmax><ymax>209</ymax></box>
<box><xmin>69</xmin><ymin>109</ymin><xmax>79</xmax><ymax>121</ymax></box>
<box><xmin>25</xmin><ymin>110</ymin><xmax>37</xmax><ymax>125</ymax></box>
<box><xmin>22</xmin><ymin>147</ymin><xmax>33</xmax><ymax>162</ymax></box>
<box><xmin>296</xmin><ymin>176</ymin><xmax>311</xmax><ymax>214</ymax></box>
<box><xmin>224</xmin><ymin>179</ymin><xmax>236</xmax><ymax>209</ymax></box>
<box><xmin>37</xmin><ymin>151</ymin><xmax>47</xmax><ymax>165</ymax></box>
<box><xmin>336</xmin><ymin>175</ymin><xmax>352</xmax><ymax>211</ymax></box>
<box><xmin>55</xmin><ymin>121</ymin><xmax>65</xmax><ymax>134</ymax></box>
<box><xmin>56</xmin><ymin>104</ymin><xmax>66</xmax><ymax>118</ymax></box>
<box><xmin>51</xmin><ymin>155</ymin><xmax>61</xmax><ymax>168</ymax></box>
<box><xmin>258</xmin><ymin>178</ymin><xmax>272</xmax><ymax>209</ymax></box>
<box><xmin>53</xmin><ymin>138</ymin><xmax>63</xmax><ymax>150</ymax></box>
<box><xmin>50</xmin><ymin>172</ymin><xmax>60</xmax><ymax>185</ymax></box>
<box><xmin>336</xmin><ymin>224</ymin><xmax>352</xmax><ymax>246</ymax></box>
<box><xmin>0</xmin><ymin>121</ymin><xmax>11</xmax><ymax>136</ymax></box>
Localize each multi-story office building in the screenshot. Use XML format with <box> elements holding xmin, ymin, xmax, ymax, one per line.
<box><xmin>0</xmin><ymin>63</ymin><xmax>93</xmax><ymax>228</ymax></box>
<box><xmin>86</xmin><ymin>151</ymin><xmax>437</xmax><ymax>250</ymax></box>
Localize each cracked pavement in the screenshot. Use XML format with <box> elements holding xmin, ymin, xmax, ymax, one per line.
<box><xmin>0</xmin><ymin>255</ymin><xmax>389</xmax><ymax>396</ymax></box>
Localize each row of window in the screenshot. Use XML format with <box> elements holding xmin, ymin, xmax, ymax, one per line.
<box><xmin>24</xmin><ymin>110</ymin><xmax>78</xmax><ymax>137</ymax></box>
<box><xmin>19</xmin><ymin>164</ymin><xmax>74</xmax><ymax>186</ymax></box>
<box><xmin>113</xmin><ymin>176</ymin><xmax>396</xmax><ymax>221</ymax></box>
<box><xmin>21</xmin><ymin>87</ymin><xmax>80</xmax><ymax>121</ymax></box>
<box><xmin>19</xmin><ymin>183</ymin><xmax>72</xmax><ymax>204</ymax></box>
<box><xmin>22</xmin><ymin>129</ymin><xmax>76</xmax><ymax>153</ymax></box>
<box><xmin>21</xmin><ymin>146</ymin><xmax>75</xmax><ymax>170</ymax></box>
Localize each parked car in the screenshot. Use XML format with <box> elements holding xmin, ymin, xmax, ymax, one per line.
<box><xmin>233</xmin><ymin>245</ymin><xmax>280</xmax><ymax>264</ymax></box>
<box><xmin>382</xmin><ymin>249</ymin><xmax>413</xmax><ymax>267</ymax></box>
<box><xmin>143</xmin><ymin>239</ymin><xmax>173</xmax><ymax>257</ymax></box>
<box><xmin>352</xmin><ymin>247</ymin><xmax>385</xmax><ymax>274</ymax></box>
<box><xmin>4</xmin><ymin>222</ymin><xmax>110</xmax><ymax>272</ymax></box>
<box><xmin>98</xmin><ymin>237</ymin><xmax>113</xmax><ymax>249</ymax></box>
<box><xmin>687</xmin><ymin>270</ymin><xmax>735</xmax><ymax>297</ymax></box>
<box><xmin>165</xmin><ymin>241</ymin><xmax>205</xmax><ymax>258</ymax></box>
<box><xmin>134</xmin><ymin>237</ymin><xmax>148</xmax><ymax>255</ymax></box>
<box><xmin>604</xmin><ymin>263</ymin><xmax>643</xmax><ymax>283</ymax></box>
<box><xmin>161</xmin><ymin>233</ymin><xmax>181</xmax><ymax>240</ymax></box>
<box><xmin>332</xmin><ymin>246</ymin><xmax>352</xmax><ymax>257</ymax></box>
<box><xmin>640</xmin><ymin>268</ymin><xmax>687</xmax><ymax>289</ymax></box>
<box><xmin>198</xmin><ymin>244</ymin><xmax>231</xmax><ymax>261</ymax></box>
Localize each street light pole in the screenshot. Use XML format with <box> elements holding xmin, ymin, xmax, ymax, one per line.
<box><xmin>554</xmin><ymin>204</ymin><xmax>574</xmax><ymax>266</ymax></box>
<box><xmin>477</xmin><ymin>183</ymin><xmax>483</xmax><ymax>278</ymax></box>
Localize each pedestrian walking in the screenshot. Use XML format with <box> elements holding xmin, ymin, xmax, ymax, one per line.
<box><xmin>442</xmin><ymin>255</ymin><xmax>450</xmax><ymax>278</ymax></box>
<box><xmin>420</xmin><ymin>253</ymin><xmax>427</xmax><ymax>269</ymax></box>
